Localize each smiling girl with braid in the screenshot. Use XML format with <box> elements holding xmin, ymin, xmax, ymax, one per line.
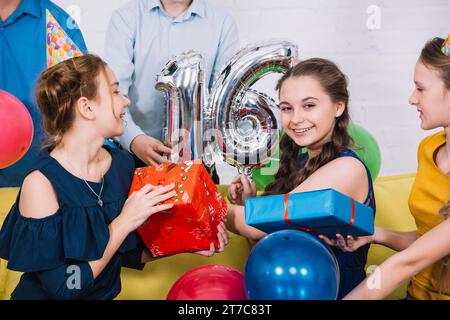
<box><xmin>226</xmin><ymin>57</ymin><xmax>376</xmax><ymax>299</ymax></box>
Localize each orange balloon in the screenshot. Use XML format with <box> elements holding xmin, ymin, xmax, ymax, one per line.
<box><xmin>0</xmin><ymin>90</ymin><xmax>34</xmax><ymax>169</ymax></box>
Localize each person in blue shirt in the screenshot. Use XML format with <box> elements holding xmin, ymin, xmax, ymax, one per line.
<box><xmin>0</xmin><ymin>0</ymin><xmax>87</xmax><ymax>187</ymax></box>
<box><xmin>103</xmin><ymin>0</ymin><xmax>239</xmax><ymax>175</ymax></box>
<box><xmin>0</xmin><ymin>53</ymin><xmax>229</xmax><ymax>300</ymax></box>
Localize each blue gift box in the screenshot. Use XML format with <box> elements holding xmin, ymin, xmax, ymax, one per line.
<box><xmin>244</xmin><ymin>189</ymin><xmax>374</xmax><ymax>238</ymax></box>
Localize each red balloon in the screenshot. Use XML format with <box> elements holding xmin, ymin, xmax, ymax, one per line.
<box><xmin>0</xmin><ymin>90</ymin><xmax>34</xmax><ymax>169</ymax></box>
<box><xmin>167</xmin><ymin>264</ymin><xmax>247</xmax><ymax>300</ymax></box>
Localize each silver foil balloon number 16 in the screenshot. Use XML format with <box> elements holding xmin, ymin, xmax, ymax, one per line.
<box><xmin>156</xmin><ymin>41</ymin><xmax>298</xmax><ymax>180</ymax></box>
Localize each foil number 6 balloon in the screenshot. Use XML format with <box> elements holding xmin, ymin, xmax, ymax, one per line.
<box><xmin>208</xmin><ymin>40</ymin><xmax>298</xmax><ymax>179</ymax></box>
<box><xmin>157</xmin><ymin>41</ymin><xmax>298</xmax><ymax>180</ymax></box>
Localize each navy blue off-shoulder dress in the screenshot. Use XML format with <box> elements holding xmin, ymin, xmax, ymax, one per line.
<box><xmin>0</xmin><ymin>146</ymin><xmax>145</xmax><ymax>300</ymax></box>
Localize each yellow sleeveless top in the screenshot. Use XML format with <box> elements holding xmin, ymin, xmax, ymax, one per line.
<box><xmin>407</xmin><ymin>130</ymin><xmax>450</xmax><ymax>300</ymax></box>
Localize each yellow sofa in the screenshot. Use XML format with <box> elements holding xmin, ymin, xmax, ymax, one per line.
<box><xmin>0</xmin><ymin>174</ymin><xmax>417</xmax><ymax>300</ymax></box>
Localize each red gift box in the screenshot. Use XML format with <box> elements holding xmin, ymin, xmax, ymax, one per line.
<box><xmin>128</xmin><ymin>160</ymin><xmax>227</xmax><ymax>257</ymax></box>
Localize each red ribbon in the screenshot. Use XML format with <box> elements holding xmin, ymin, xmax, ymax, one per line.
<box><xmin>283</xmin><ymin>193</ymin><xmax>355</xmax><ymax>235</ymax></box>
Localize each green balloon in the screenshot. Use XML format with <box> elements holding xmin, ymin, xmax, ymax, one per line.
<box><xmin>347</xmin><ymin>123</ymin><xmax>382</xmax><ymax>181</ymax></box>
<box><xmin>252</xmin><ymin>124</ymin><xmax>381</xmax><ymax>190</ymax></box>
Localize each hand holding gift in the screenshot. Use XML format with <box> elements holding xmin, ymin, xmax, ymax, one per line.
<box><xmin>318</xmin><ymin>233</ymin><xmax>375</xmax><ymax>252</ymax></box>
<box><xmin>118</xmin><ymin>183</ymin><xmax>176</xmax><ymax>234</ymax></box>
<box><xmin>193</xmin><ymin>221</ymin><xmax>229</xmax><ymax>257</ymax></box>
<box><xmin>227</xmin><ymin>174</ymin><xmax>257</xmax><ymax>206</ymax></box>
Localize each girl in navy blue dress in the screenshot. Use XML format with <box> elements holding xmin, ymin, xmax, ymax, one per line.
<box><xmin>0</xmin><ymin>54</ymin><xmax>228</xmax><ymax>300</ymax></box>
<box><xmin>226</xmin><ymin>58</ymin><xmax>376</xmax><ymax>299</ymax></box>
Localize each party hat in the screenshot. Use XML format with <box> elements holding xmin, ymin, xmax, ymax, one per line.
<box><xmin>442</xmin><ymin>33</ymin><xmax>450</xmax><ymax>57</ymax></box>
<box><xmin>46</xmin><ymin>9</ymin><xmax>83</xmax><ymax>68</ymax></box>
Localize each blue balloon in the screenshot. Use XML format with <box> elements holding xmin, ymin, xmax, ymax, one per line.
<box><xmin>244</xmin><ymin>230</ymin><xmax>340</xmax><ymax>300</ymax></box>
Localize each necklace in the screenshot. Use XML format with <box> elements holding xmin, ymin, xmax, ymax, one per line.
<box><xmin>60</xmin><ymin>151</ymin><xmax>105</xmax><ymax>207</ymax></box>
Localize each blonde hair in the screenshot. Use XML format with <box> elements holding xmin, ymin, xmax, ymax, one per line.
<box><xmin>35</xmin><ymin>54</ymin><xmax>107</xmax><ymax>150</ymax></box>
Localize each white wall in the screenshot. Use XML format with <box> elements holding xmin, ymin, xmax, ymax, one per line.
<box><xmin>54</xmin><ymin>0</ymin><xmax>450</xmax><ymax>182</ymax></box>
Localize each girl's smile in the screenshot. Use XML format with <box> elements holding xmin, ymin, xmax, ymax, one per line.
<box><xmin>290</xmin><ymin>125</ymin><xmax>315</xmax><ymax>135</ymax></box>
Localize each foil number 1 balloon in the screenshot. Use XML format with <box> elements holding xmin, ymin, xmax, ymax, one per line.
<box><xmin>156</xmin><ymin>41</ymin><xmax>299</xmax><ymax>180</ymax></box>
<box><xmin>156</xmin><ymin>51</ymin><xmax>207</xmax><ymax>163</ymax></box>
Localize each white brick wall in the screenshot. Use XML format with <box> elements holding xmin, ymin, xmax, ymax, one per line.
<box><xmin>54</xmin><ymin>0</ymin><xmax>450</xmax><ymax>182</ymax></box>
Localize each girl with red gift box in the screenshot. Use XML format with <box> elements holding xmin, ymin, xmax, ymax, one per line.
<box><xmin>326</xmin><ymin>36</ymin><xmax>450</xmax><ymax>300</ymax></box>
<box><xmin>0</xmin><ymin>54</ymin><xmax>228</xmax><ymax>300</ymax></box>
<box><xmin>226</xmin><ymin>58</ymin><xmax>376</xmax><ymax>299</ymax></box>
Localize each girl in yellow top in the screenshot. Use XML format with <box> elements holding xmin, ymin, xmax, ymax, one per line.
<box><xmin>322</xmin><ymin>36</ymin><xmax>450</xmax><ymax>300</ymax></box>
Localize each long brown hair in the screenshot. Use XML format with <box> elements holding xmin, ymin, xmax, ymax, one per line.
<box><xmin>35</xmin><ymin>54</ymin><xmax>107</xmax><ymax>150</ymax></box>
<box><xmin>420</xmin><ymin>36</ymin><xmax>450</xmax><ymax>295</ymax></box>
<box><xmin>264</xmin><ymin>58</ymin><xmax>352</xmax><ymax>195</ymax></box>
